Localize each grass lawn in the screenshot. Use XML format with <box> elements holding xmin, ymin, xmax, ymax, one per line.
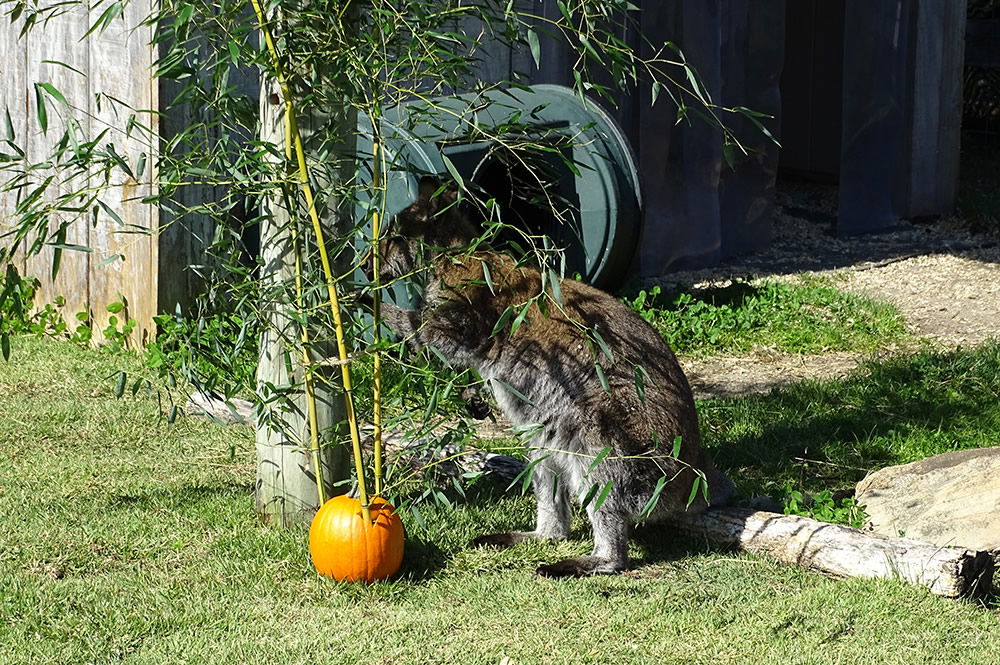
<box><xmin>2</xmin><ymin>336</ymin><xmax>998</xmax><ymax>665</ymax></box>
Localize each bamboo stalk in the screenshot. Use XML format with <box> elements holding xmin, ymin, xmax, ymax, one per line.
<box><xmin>280</xmin><ymin>65</ymin><xmax>326</xmax><ymax>509</ymax></box>
<box><xmin>251</xmin><ymin>0</ymin><xmax>370</xmax><ymax>521</ymax></box>
<box><xmin>371</xmin><ymin>139</ymin><xmax>384</xmax><ymax>497</ymax></box>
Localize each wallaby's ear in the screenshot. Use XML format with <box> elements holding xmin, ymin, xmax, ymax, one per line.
<box><xmin>417</xmin><ymin>176</ymin><xmax>440</xmax><ymax>202</ymax></box>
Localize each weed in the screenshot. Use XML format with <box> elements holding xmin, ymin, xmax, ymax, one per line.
<box><xmin>780</xmin><ymin>484</ymin><xmax>867</xmax><ymax>529</ymax></box>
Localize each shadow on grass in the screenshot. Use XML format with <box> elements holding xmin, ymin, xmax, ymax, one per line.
<box><xmin>702</xmin><ymin>342</ymin><xmax>1000</xmax><ymax>496</ymax></box>
<box><xmin>108</xmin><ymin>482</ymin><xmax>254</xmax><ymax>511</ymax></box>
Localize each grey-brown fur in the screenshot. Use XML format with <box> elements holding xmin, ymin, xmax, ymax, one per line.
<box><xmin>377</xmin><ymin>178</ymin><xmax>733</xmax><ymax>577</ymax></box>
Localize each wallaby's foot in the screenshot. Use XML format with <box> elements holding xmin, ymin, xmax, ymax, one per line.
<box><xmin>535</xmin><ymin>556</ymin><xmax>627</xmax><ymax>578</ymax></box>
<box><xmin>471</xmin><ymin>532</ymin><xmax>530</xmax><ymax>549</ymax></box>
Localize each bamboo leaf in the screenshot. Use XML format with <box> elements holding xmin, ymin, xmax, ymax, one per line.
<box><xmin>114</xmin><ymin>371</ymin><xmax>127</xmax><ymax>398</ymax></box>
<box><xmin>671</xmin><ymin>435</ymin><xmax>683</xmax><ymax>459</ymax></box>
<box><xmin>547</xmin><ymin>268</ymin><xmax>562</xmax><ymax>304</ymax></box>
<box><xmin>636</xmin><ymin>476</ymin><xmax>668</xmax><ymax>522</ymax></box>
<box><xmin>1</xmin><ymin>332</ymin><xmax>9</xmax><ymax>361</ymax></box>
<box><xmin>41</xmin><ymin>59</ymin><xmax>86</xmax><ymax>77</ymax></box>
<box><xmin>592</xmin><ymin>329</ymin><xmax>613</xmax><ymax>362</ymax></box>
<box><xmin>509</xmin><ymin>302</ymin><xmax>531</xmax><ymax>336</ymax></box>
<box><xmin>686</xmin><ymin>475</ymin><xmax>701</xmax><ymax>508</ymax></box>
<box><xmin>527</xmin><ymin>28</ymin><xmax>540</xmax><ymax>68</ymax></box>
<box><xmin>4</xmin><ymin>108</ymin><xmax>13</xmax><ymax>141</ymax></box>
<box><xmin>481</xmin><ymin>260</ymin><xmax>495</xmax><ymax>295</ymax></box>
<box><xmin>38</xmin><ymin>82</ymin><xmax>68</xmax><ymax>107</ymax></box>
<box><xmin>440</xmin><ymin>153</ymin><xmax>464</xmax><ymax>190</ymax></box>
<box><xmin>33</xmin><ymin>84</ymin><xmax>48</xmax><ymax>133</ymax></box>
<box><xmin>98</xmin><ymin>200</ymin><xmax>125</xmax><ymax>227</ymax></box>
<box><xmin>493</xmin><ymin>378</ymin><xmax>535</xmax><ymax>407</ymax></box>
<box><xmin>585</xmin><ymin>446</ymin><xmax>612</xmax><ymax>476</ymax></box>
<box><xmin>595</xmin><ymin>363</ymin><xmax>609</xmax><ymax>394</ymax></box>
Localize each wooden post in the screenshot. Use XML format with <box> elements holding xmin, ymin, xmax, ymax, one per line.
<box><xmin>254</xmin><ymin>74</ymin><xmax>352</xmax><ymax>527</ymax></box>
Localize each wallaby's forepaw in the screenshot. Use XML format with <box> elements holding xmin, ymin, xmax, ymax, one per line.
<box><xmin>471</xmin><ymin>532</ymin><xmax>527</xmax><ymax>550</ymax></box>
<box><xmin>535</xmin><ymin>556</ymin><xmax>627</xmax><ymax>578</ymax></box>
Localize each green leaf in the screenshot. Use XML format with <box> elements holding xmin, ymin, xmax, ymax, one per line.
<box><xmin>481</xmin><ymin>260</ymin><xmax>495</xmax><ymax>295</ymax></box>
<box><xmin>107</xmin><ymin>301</ymin><xmax>125</xmax><ymax>314</ymax></box>
<box><xmin>33</xmin><ymin>84</ymin><xmax>48</xmax><ymax>133</ymax></box>
<box><xmin>4</xmin><ymin>108</ymin><xmax>13</xmax><ymax>141</ymax></box>
<box><xmin>439</xmin><ymin>154</ymin><xmax>464</xmax><ymax>191</ymax></box>
<box><xmin>83</xmin><ymin>1</ymin><xmax>123</xmax><ymax>39</ymax></box>
<box><xmin>585</xmin><ymin>446</ymin><xmax>612</xmax><ymax>476</ymax></box>
<box><xmin>547</xmin><ymin>268</ymin><xmax>562</xmax><ymax>304</ymax></box>
<box><xmin>50</xmin><ymin>224</ymin><xmax>65</xmax><ymax>280</ymax></box>
<box><xmin>98</xmin><ymin>200</ymin><xmax>125</xmax><ymax>227</ymax></box>
<box><xmin>581</xmin><ymin>481</ymin><xmax>614</xmax><ymax>512</ymax></box>
<box><xmin>167</xmin><ymin>405</ymin><xmax>179</xmax><ymax>424</ymax></box>
<box><xmin>509</xmin><ymin>302</ymin><xmax>531</xmax><ymax>336</ymax></box>
<box><xmin>636</xmin><ymin>475</ymin><xmax>668</xmax><ymax>522</ymax></box>
<box><xmin>1</xmin><ymin>332</ymin><xmax>9</xmax><ymax>361</ymax></box>
<box><xmin>633</xmin><ymin>364</ymin><xmax>647</xmax><ymax>402</ymax></box>
<box><xmin>493</xmin><ymin>378</ymin><xmax>535</xmax><ymax>408</ymax></box>
<box><xmin>41</xmin><ymin>59</ymin><xmax>86</xmax><ymax>77</ymax></box>
<box><xmin>114</xmin><ymin>371</ymin><xmax>127</xmax><ymax>398</ymax></box>
<box><xmin>595</xmin><ymin>362</ymin><xmax>610</xmax><ymax>394</ymax></box>
<box><xmin>592</xmin><ymin>329</ymin><xmax>613</xmax><ymax>362</ymax></box>
<box><xmin>671</xmin><ymin>435</ymin><xmax>683</xmax><ymax>459</ymax></box>
<box><xmin>507</xmin><ymin>454</ymin><xmax>550</xmax><ymax>494</ymax></box>
<box><xmin>527</xmin><ymin>28</ymin><xmax>540</xmax><ymax>69</ymax></box>
<box><xmin>97</xmin><ymin>253</ymin><xmax>124</xmax><ymax>268</ymax></box>
<box><xmin>38</xmin><ymin>82</ymin><xmax>68</xmax><ymax>107</ymax></box>
<box><xmin>686</xmin><ymin>475</ymin><xmax>702</xmax><ymax>508</ymax></box>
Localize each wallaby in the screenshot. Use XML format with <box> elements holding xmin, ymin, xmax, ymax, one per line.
<box><xmin>375</xmin><ymin>177</ymin><xmax>733</xmax><ymax>577</ymax></box>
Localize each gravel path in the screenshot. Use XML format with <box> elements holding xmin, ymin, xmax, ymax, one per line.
<box><xmin>669</xmin><ymin>185</ymin><xmax>1000</xmax><ymax>400</ymax></box>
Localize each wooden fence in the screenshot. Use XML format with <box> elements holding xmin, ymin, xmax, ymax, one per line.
<box><xmin>0</xmin><ymin>1</ymin><xmax>160</xmax><ymax>343</ymax></box>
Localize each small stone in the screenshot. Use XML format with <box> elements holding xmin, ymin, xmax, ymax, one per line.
<box><xmin>855</xmin><ymin>447</ymin><xmax>1000</xmax><ymax>552</ymax></box>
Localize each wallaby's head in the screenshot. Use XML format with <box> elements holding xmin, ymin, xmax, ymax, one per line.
<box><xmin>378</xmin><ymin>176</ymin><xmax>476</xmax><ymax>282</ymax></box>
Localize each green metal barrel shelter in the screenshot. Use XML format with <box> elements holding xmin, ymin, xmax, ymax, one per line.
<box><xmin>356</xmin><ymin>84</ymin><xmax>642</xmax><ymax>292</ymax></box>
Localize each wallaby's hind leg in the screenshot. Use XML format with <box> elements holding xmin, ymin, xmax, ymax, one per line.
<box><xmin>472</xmin><ymin>461</ymin><xmax>571</xmax><ymax>549</ymax></box>
<box><xmin>536</xmin><ymin>498</ymin><xmax>629</xmax><ymax>577</ymax></box>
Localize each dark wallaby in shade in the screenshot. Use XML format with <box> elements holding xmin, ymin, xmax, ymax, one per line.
<box><xmin>376</xmin><ymin>178</ymin><xmax>734</xmax><ymax>577</ymax></box>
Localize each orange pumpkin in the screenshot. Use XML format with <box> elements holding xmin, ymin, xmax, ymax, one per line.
<box><xmin>309</xmin><ymin>495</ymin><xmax>404</xmax><ymax>582</ymax></box>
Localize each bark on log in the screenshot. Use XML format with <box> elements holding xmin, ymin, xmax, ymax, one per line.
<box><xmin>186</xmin><ymin>396</ymin><xmax>526</xmax><ymax>485</ymax></box>
<box><xmin>186</xmin><ymin>393</ymin><xmax>255</xmax><ymax>425</ymax></box>
<box><xmin>672</xmin><ymin>507</ymin><xmax>994</xmax><ymax>598</ymax></box>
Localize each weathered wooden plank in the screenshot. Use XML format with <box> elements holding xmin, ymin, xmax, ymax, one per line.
<box><xmin>23</xmin><ymin>3</ymin><xmax>92</xmax><ymax>317</ymax></box>
<box><xmin>838</xmin><ymin>0</ymin><xmax>912</xmax><ymax>235</ymax></box>
<box><xmin>905</xmin><ymin>0</ymin><xmax>965</xmax><ymax>218</ymax></box>
<box><xmin>634</xmin><ymin>0</ymin><xmax>724</xmax><ymax>276</ymax></box>
<box><xmin>0</xmin><ymin>15</ymin><xmax>28</xmax><ymax>276</ymax></box>
<box><xmin>87</xmin><ymin>0</ymin><xmax>158</xmax><ymax>345</ymax></box>
<box><xmin>718</xmin><ymin>0</ymin><xmax>783</xmax><ymax>259</ymax></box>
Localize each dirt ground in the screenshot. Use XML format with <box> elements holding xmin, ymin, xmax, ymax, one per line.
<box><xmin>671</xmin><ymin>185</ymin><xmax>1000</xmax><ymax>400</ymax></box>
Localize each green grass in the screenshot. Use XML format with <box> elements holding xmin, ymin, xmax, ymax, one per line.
<box><xmin>625</xmin><ymin>277</ymin><xmax>911</xmax><ymax>357</ymax></box>
<box><xmin>702</xmin><ymin>341</ymin><xmax>1000</xmax><ymax>500</ymax></box>
<box><xmin>1</xmin><ymin>336</ymin><xmax>998</xmax><ymax>664</ymax></box>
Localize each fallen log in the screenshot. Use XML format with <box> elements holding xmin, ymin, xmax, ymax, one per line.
<box><xmin>672</xmin><ymin>507</ymin><xmax>994</xmax><ymax>598</ymax></box>
<box><xmin>186</xmin><ymin>393</ymin><xmax>525</xmax><ymax>483</ymax></box>
<box><xmin>186</xmin><ymin>393</ymin><xmax>255</xmax><ymax>425</ymax></box>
